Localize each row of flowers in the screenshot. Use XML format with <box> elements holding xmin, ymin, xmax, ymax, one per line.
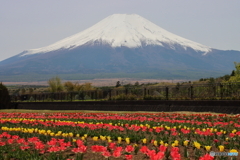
<box><xmin>0</xmin><ymin>131</ymin><xmax>217</xmax><ymax>160</ymax></box>
<box><xmin>0</xmin><ymin>112</ymin><xmax>239</xmax><ymax>159</ymax></box>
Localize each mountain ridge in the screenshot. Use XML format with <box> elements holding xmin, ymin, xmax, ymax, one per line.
<box><xmin>17</xmin><ymin>14</ymin><xmax>211</xmax><ymax>57</ymax></box>
<box><xmin>0</xmin><ymin>14</ymin><xmax>239</xmax><ymax>81</ymax></box>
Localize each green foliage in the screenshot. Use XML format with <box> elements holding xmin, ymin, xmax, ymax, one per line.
<box><xmin>64</xmin><ymin>81</ymin><xmax>94</xmax><ymax>92</ymax></box>
<box><xmin>28</xmin><ymin>88</ymin><xmax>34</xmax><ymax>94</ymax></box>
<box><xmin>143</xmin><ymin>95</ymin><xmax>163</xmax><ymax>100</ymax></box>
<box><xmin>115</xmin><ymin>81</ymin><xmax>121</xmax><ymax>87</ymax></box>
<box><xmin>29</xmin><ymin>96</ymin><xmax>35</xmax><ymax>102</ymax></box>
<box><xmin>230</xmin><ymin>70</ymin><xmax>235</xmax><ymax>76</ymax></box>
<box><xmin>111</xmin><ymin>93</ymin><xmax>138</xmax><ymax>100</ymax></box>
<box><xmin>228</xmin><ymin>62</ymin><xmax>240</xmax><ymax>82</ymax></box>
<box><xmin>208</xmin><ymin>77</ymin><xmax>215</xmax><ymax>85</ymax></box>
<box><xmin>64</xmin><ymin>81</ymin><xmax>76</xmax><ymax>92</ymax></box>
<box><xmin>0</xmin><ymin>83</ymin><xmax>11</xmax><ymax>109</ymax></box>
<box><xmin>134</xmin><ymin>81</ymin><xmax>140</xmax><ymax>86</ymax></box>
<box><xmin>21</xmin><ymin>88</ymin><xmax>26</xmax><ymax>94</ymax></box>
<box><xmin>48</xmin><ymin>76</ymin><xmax>64</xmax><ymax>93</ymax></box>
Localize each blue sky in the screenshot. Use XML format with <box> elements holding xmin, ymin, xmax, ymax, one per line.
<box><xmin>1</xmin><ymin>0</ymin><xmax>240</xmax><ymax>61</ymax></box>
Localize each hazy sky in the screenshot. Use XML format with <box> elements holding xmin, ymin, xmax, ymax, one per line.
<box><xmin>1</xmin><ymin>0</ymin><xmax>240</xmax><ymax>61</ymax></box>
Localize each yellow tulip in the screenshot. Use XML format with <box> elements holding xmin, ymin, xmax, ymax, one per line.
<box><xmin>160</xmin><ymin>140</ymin><xmax>164</xmax><ymax>145</ymax></box>
<box><xmin>153</xmin><ymin>140</ymin><xmax>158</xmax><ymax>146</ymax></box>
<box><xmin>205</xmin><ymin>146</ymin><xmax>211</xmax><ymax>151</ymax></box>
<box><xmin>229</xmin><ymin>149</ymin><xmax>238</xmax><ymax>153</ymax></box>
<box><xmin>218</xmin><ymin>145</ymin><xmax>224</xmax><ymax>152</ymax></box>
<box><xmin>232</xmin><ymin>129</ymin><xmax>237</xmax><ymax>133</ymax></box>
<box><xmin>194</xmin><ymin>142</ymin><xmax>201</xmax><ymax>149</ymax></box>
<box><xmin>100</xmin><ymin>136</ymin><xmax>106</xmax><ymax>141</ymax></box>
<box><xmin>93</xmin><ymin>136</ymin><xmax>98</xmax><ymax>141</ymax></box>
<box><xmin>118</xmin><ymin>137</ymin><xmax>122</xmax><ymax>143</ymax></box>
<box><xmin>142</xmin><ymin>138</ymin><xmax>147</xmax><ymax>144</ymax></box>
<box><xmin>174</xmin><ymin>140</ymin><xmax>179</xmax><ymax>146</ymax></box>
<box><xmin>69</xmin><ymin>133</ymin><xmax>74</xmax><ymax>137</ymax></box>
<box><xmin>183</xmin><ymin>140</ymin><xmax>189</xmax><ymax>146</ymax></box>
<box><xmin>125</xmin><ymin>138</ymin><xmax>130</xmax><ymax>144</ymax></box>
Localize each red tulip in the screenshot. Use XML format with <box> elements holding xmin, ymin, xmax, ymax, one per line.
<box><xmin>125</xmin><ymin>145</ymin><xmax>134</xmax><ymax>153</ymax></box>
<box><xmin>112</xmin><ymin>150</ymin><xmax>121</xmax><ymax>158</ymax></box>
<box><xmin>125</xmin><ymin>154</ymin><xmax>133</xmax><ymax>160</ymax></box>
<box><xmin>72</xmin><ymin>145</ymin><xmax>87</xmax><ymax>153</ymax></box>
<box><xmin>140</xmin><ymin>146</ymin><xmax>149</xmax><ymax>154</ymax></box>
<box><xmin>91</xmin><ymin>145</ymin><xmax>107</xmax><ymax>153</ymax></box>
<box><xmin>159</xmin><ymin>145</ymin><xmax>167</xmax><ymax>152</ymax></box>
<box><xmin>102</xmin><ymin>150</ymin><xmax>111</xmax><ymax>158</ymax></box>
<box><xmin>108</xmin><ymin>142</ymin><xmax>116</xmax><ymax>150</ymax></box>
<box><xmin>199</xmin><ymin>154</ymin><xmax>214</xmax><ymax>160</ymax></box>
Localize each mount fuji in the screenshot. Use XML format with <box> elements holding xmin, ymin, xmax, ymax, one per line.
<box><xmin>1</xmin><ymin>14</ymin><xmax>240</xmax><ymax>81</ymax></box>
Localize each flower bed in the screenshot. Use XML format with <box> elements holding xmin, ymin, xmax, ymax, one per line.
<box><xmin>0</xmin><ymin>112</ymin><xmax>239</xmax><ymax>160</ymax></box>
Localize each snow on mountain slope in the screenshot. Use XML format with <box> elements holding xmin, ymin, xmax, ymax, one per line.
<box><xmin>20</xmin><ymin>14</ymin><xmax>211</xmax><ymax>57</ymax></box>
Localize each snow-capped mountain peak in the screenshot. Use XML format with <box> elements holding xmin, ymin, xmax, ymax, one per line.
<box><xmin>20</xmin><ymin>14</ymin><xmax>211</xmax><ymax>56</ymax></box>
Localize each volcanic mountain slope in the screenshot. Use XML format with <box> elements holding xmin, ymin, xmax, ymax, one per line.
<box><xmin>0</xmin><ymin>14</ymin><xmax>240</xmax><ymax>79</ymax></box>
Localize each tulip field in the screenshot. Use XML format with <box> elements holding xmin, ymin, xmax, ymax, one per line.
<box><xmin>0</xmin><ymin>112</ymin><xmax>239</xmax><ymax>160</ymax></box>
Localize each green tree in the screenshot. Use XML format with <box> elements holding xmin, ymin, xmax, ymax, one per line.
<box><xmin>228</xmin><ymin>62</ymin><xmax>240</xmax><ymax>82</ymax></box>
<box><xmin>134</xmin><ymin>81</ymin><xmax>140</xmax><ymax>86</ymax></box>
<box><xmin>29</xmin><ymin>88</ymin><xmax>34</xmax><ymax>94</ymax></box>
<box><xmin>48</xmin><ymin>76</ymin><xmax>64</xmax><ymax>92</ymax></box>
<box><xmin>74</xmin><ymin>83</ymin><xmax>84</xmax><ymax>92</ymax></box>
<box><xmin>21</xmin><ymin>88</ymin><xmax>26</xmax><ymax>94</ymax></box>
<box><xmin>115</xmin><ymin>81</ymin><xmax>121</xmax><ymax>87</ymax></box>
<box><xmin>64</xmin><ymin>81</ymin><xmax>75</xmax><ymax>92</ymax></box>
<box><xmin>82</xmin><ymin>82</ymin><xmax>93</xmax><ymax>91</ymax></box>
<box><xmin>0</xmin><ymin>83</ymin><xmax>11</xmax><ymax>109</ymax></box>
<box><xmin>230</xmin><ymin>70</ymin><xmax>235</xmax><ymax>76</ymax></box>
